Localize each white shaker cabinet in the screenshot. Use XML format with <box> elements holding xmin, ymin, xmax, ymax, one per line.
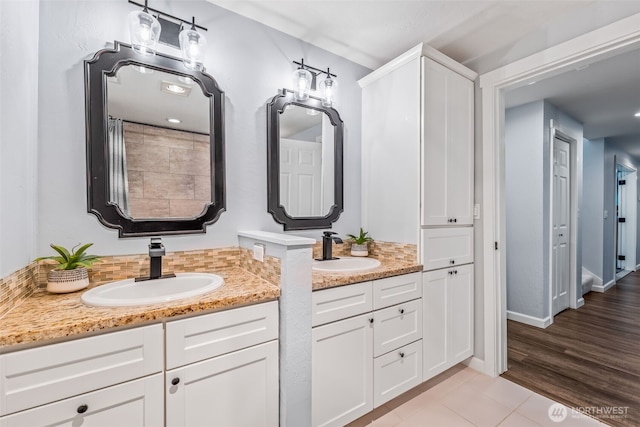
<box><xmin>423</xmin><ymin>264</ymin><xmax>474</xmax><ymax>380</ymax></box>
<box><xmin>422</xmin><ymin>57</ymin><xmax>474</xmax><ymax>227</ymax></box>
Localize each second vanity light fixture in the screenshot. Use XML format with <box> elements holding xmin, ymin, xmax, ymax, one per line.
<box><xmin>128</xmin><ymin>0</ymin><xmax>208</xmax><ymax>70</ymax></box>
<box><xmin>292</xmin><ymin>59</ymin><xmax>338</xmax><ymax>107</ymax></box>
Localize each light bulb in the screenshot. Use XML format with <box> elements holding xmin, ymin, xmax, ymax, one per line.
<box><xmin>180</xmin><ymin>27</ymin><xmax>207</xmax><ymax>71</ymax></box>
<box><xmin>128</xmin><ymin>10</ymin><xmax>161</xmax><ymax>56</ymax></box>
<box><xmin>293</xmin><ymin>68</ymin><xmax>312</xmax><ymax>101</ymax></box>
<box><xmin>320</xmin><ymin>75</ymin><xmax>337</xmax><ymax>107</ymax></box>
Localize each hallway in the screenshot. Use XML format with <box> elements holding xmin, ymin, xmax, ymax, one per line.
<box><xmin>502</xmin><ymin>271</ymin><xmax>640</xmax><ymax>426</ymax></box>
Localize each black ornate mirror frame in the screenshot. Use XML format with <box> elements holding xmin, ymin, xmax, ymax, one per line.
<box><xmin>266</xmin><ymin>89</ymin><xmax>344</xmax><ymax>230</ymax></box>
<box><xmin>85</xmin><ymin>41</ymin><xmax>225</xmax><ymax>237</ymax></box>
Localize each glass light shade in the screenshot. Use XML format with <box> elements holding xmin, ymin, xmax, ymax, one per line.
<box><xmin>128</xmin><ymin>10</ymin><xmax>161</xmax><ymax>56</ymax></box>
<box><xmin>180</xmin><ymin>28</ymin><xmax>207</xmax><ymax>71</ymax></box>
<box><xmin>320</xmin><ymin>75</ymin><xmax>338</xmax><ymax>107</ymax></box>
<box><xmin>293</xmin><ymin>68</ymin><xmax>312</xmax><ymax>101</ymax></box>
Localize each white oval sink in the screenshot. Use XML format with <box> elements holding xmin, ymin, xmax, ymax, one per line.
<box><xmin>81</xmin><ymin>272</ymin><xmax>224</xmax><ymax>307</ymax></box>
<box><xmin>312</xmin><ymin>257</ymin><xmax>381</xmax><ymax>273</ymax></box>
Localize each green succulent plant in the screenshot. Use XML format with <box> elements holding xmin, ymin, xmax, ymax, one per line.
<box><xmin>35</xmin><ymin>243</ymin><xmax>101</xmax><ymax>270</ymax></box>
<box><xmin>346</xmin><ymin>228</ymin><xmax>373</xmax><ymax>245</ymax></box>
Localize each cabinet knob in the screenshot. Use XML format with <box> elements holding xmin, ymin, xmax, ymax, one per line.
<box><xmin>450</xmin><ymin>259</ymin><xmax>455</xmax><ymax>265</ymax></box>
<box><xmin>453</xmin><ymin>218</ymin><xmax>457</xmax><ymax>223</ymax></box>
<box><xmin>448</xmin><ymin>218</ymin><xmax>453</xmax><ymax>223</ymax></box>
<box><xmin>399</xmin><ymin>308</ymin><xmax>405</xmax><ymax>314</ymax></box>
<box><xmin>454</xmin><ymin>270</ymin><xmax>458</xmax><ymax>275</ymax></box>
<box><xmin>171</xmin><ymin>377</ymin><xmax>180</xmax><ymax>386</ymax></box>
<box><xmin>399</xmin><ymin>352</ymin><xmax>405</xmax><ymax>358</ymax></box>
<box><xmin>369</xmin><ymin>318</ymin><xmax>374</xmax><ymax>324</ymax></box>
<box><xmin>448</xmin><ymin>271</ymin><xmax>453</xmax><ymax>275</ymax></box>
<box><xmin>77</xmin><ymin>404</ymin><xmax>88</xmax><ymax>414</ymax></box>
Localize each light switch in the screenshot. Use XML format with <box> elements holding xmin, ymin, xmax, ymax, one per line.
<box><xmin>474</xmin><ymin>204</ymin><xmax>480</xmax><ymax>220</ymax></box>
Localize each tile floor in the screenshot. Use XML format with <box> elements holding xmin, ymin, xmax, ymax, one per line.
<box><xmin>347</xmin><ymin>365</ymin><xmax>606</xmax><ymax>427</ymax></box>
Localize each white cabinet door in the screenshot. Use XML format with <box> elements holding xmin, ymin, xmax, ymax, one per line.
<box><xmin>312</xmin><ymin>281</ymin><xmax>373</xmax><ymax>327</ymax></box>
<box><xmin>373</xmin><ymin>299</ymin><xmax>422</xmax><ymax>358</ymax></box>
<box><xmin>312</xmin><ymin>313</ymin><xmax>373</xmax><ymax>427</ymax></box>
<box><xmin>0</xmin><ymin>374</ymin><xmax>163</xmax><ymax>427</ymax></box>
<box><xmin>420</xmin><ymin>227</ymin><xmax>473</xmax><ymax>271</ymax></box>
<box><xmin>166</xmin><ymin>340</ymin><xmax>279</xmax><ymax>427</ymax></box>
<box><xmin>449</xmin><ymin>264</ymin><xmax>474</xmax><ymax>364</ymax></box>
<box><xmin>423</xmin><ymin>265</ymin><xmax>474</xmax><ymax>381</ymax></box>
<box><xmin>422</xmin><ymin>57</ymin><xmax>474</xmax><ymax>226</ymax></box>
<box><xmin>422</xmin><ymin>269</ymin><xmax>448</xmax><ymax>380</ymax></box>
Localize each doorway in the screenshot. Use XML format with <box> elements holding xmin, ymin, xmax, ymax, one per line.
<box><xmin>614</xmin><ymin>162</ymin><xmax>637</xmax><ymax>280</ymax></box>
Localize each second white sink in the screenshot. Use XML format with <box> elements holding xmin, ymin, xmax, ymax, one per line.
<box><xmin>81</xmin><ymin>272</ymin><xmax>224</xmax><ymax>307</ymax></box>
<box><xmin>312</xmin><ymin>257</ymin><xmax>381</xmax><ymax>273</ymax></box>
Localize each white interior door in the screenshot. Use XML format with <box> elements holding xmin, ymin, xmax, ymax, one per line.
<box><xmin>280</xmin><ymin>138</ymin><xmax>322</xmax><ymax>217</ymax></box>
<box><xmin>617</xmin><ymin>170</ymin><xmax>637</xmax><ymax>273</ymax></box>
<box><xmin>552</xmin><ymin>137</ymin><xmax>570</xmax><ymax>316</ymax></box>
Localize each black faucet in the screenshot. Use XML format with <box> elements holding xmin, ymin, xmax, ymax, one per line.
<box><xmin>317</xmin><ymin>231</ymin><xmax>343</xmax><ymax>261</ymax></box>
<box><xmin>136</xmin><ymin>238</ymin><xmax>175</xmax><ymax>282</ymax></box>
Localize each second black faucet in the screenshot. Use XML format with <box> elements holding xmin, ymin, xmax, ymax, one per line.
<box><xmin>317</xmin><ymin>231</ymin><xmax>343</xmax><ymax>261</ymax></box>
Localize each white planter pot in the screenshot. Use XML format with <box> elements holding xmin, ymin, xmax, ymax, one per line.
<box><xmin>350</xmin><ymin>244</ymin><xmax>369</xmax><ymax>257</ymax></box>
<box><xmin>47</xmin><ymin>267</ymin><xmax>90</xmax><ymax>293</ymax></box>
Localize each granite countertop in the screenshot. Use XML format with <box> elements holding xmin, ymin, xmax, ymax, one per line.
<box><xmin>0</xmin><ymin>267</ymin><xmax>279</xmax><ymax>350</ymax></box>
<box><xmin>312</xmin><ymin>257</ymin><xmax>423</xmax><ymax>291</ymax></box>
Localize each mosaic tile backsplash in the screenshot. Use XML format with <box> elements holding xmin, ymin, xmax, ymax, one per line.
<box><xmin>0</xmin><ymin>262</ymin><xmax>39</xmax><ymax>319</ymax></box>
<box><xmin>312</xmin><ymin>239</ymin><xmax>417</xmax><ymax>262</ymax></box>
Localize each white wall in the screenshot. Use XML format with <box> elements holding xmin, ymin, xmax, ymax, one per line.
<box><xmin>0</xmin><ymin>0</ymin><xmax>39</xmax><ymax>276</ymax></box>
<box><xmin>34</xmin><ymin>0</ymin><xmax>370</xmax><ymax>257</ymax></box>
<box><xmin>582</xmin><ymin>138</ymin><xmax>605</xmax><ymax>279</ymax></box>
<box><xmin>505</xmin><ymin>100</ymin><xmax>583</xmax><ymax>320</ymax></box>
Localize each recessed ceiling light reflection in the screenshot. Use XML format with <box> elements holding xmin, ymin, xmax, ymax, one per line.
<box><xmin>167</xmin><ymin>118</ymin><xmax>181</xmax><ymax>124</ymax></box>
<box><xmin>635</xmin><ymin>112</ymin><xmax>640</xmax><ymax>117</ymax></box>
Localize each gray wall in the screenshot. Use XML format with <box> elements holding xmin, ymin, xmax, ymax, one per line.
<box><xmin>582</xmin><ymin>138</ymin><xmax>605</xmax><ymax>279</ymax></box>
<box><xmin>505</xmin><ymin>101</ymin><xmax>546</xmax><ymax>319</ymax></box>
<box><xmin>505</xmin><ymin>100</ymin><xmax>583</xmax><ymax>320</ymax></box>
<box><xmin>0</xmin><ymin>1</ymin><xmax>39</xmax><ymax>277</ymax></box>
<box><xmin>34</xmin><ymin>0</ymin><xmax>369</xmax><ymax>258</ymax></box>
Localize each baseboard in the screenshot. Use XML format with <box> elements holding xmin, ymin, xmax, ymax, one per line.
<box><xmin>577</xmin><ymin>297</ymin><xmax>585</xmax><ymax>308</ymax></box>
<box><xmin>462</xmin><ymin>356</ymin><xmax>486</xmax><ymax>374</ymax></box>
<box><xmin>636</xmin><ymin>263</ymin><xmax>640</xmax><ymax>271</ymax></box>
<box><xmin>592</xmin><ymin>279</ymin><xmax>615</xmax><ymax>293</ymax></box>
<box><xmin>507</xmin><ymin>311</ymin><xmax>552</xmax><ymax>328</ymax></box>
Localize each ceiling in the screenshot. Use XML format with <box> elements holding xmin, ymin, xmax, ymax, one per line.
<box><xmin>209</xmin><ymin>0</ymin><xmax>640</xmax><ymax>153</ymax></box>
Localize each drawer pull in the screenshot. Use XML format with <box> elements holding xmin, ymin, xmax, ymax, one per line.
<box><xmin>171</xmin><ymin>377</ymin><xmax>180</xmax><ymax>386</ymax></box>
<box><xmin>77</xmin><ymin>404</ymin><xmax>88</xmax><ymax>414</ymax></box>
<box><xmin>399</xmin><ymin>352</ymin><xmax>405</xmax><ymax>358</ymax></box>
<box><xmin>399</xmin><ymin>308</ymin><xmax>404</xmax><ymax>314</ymax></box>
<box><xmin>369</xmin><ymin>318</ymin><xmax>374</xmax><ymax>324</ymax></box>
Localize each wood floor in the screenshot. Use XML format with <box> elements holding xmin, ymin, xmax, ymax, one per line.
<box><xmin>502</xmin><ymin>271</ymin><xmax>640</xmax><ymax>426</ymax></box>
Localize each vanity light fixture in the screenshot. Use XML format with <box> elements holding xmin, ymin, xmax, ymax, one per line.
<box><xmin>180</xmin><ymin>17</ymin><xmax>207</xmax><ymax>71</ymax></box>
<box><xmin>128</xmin><ymin>1</ymin><xmax>208</xmax><ymax>69</ymax></box>
<box><xmin>292</xmin><ymin>59</ymin><xmax>338</xmax><ymax>105</ymax></box>
<box><xmin>128</xmin><ymin>0</ymin><xmax>161</xmax><ymax>56</ymax></box>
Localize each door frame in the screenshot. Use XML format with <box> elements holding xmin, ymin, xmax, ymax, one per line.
<box><xmin>614</xmin><ymin>162</ymin><xmax>637</xmax><ymax>280</ymax></box>
<box><xmin>548</xmin><ymin>128</ymin><xmax>580</xmax><ymax>322</ymax></box>
<box><xmin>478</xmin><ymin>13</ymin><xmax>640</xmax><ymax>377</ymax></box>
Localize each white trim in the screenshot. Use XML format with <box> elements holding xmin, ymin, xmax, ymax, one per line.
<box><xmin>636</xmin><ymin>263</ymin><xmax>640</xmax><ymax>270</ymax></box>
<box><xmin>237</xmin><ymin>231</ymin><xmax>316</xmax><ymax>247</ymax></box>
<box><xmin>480</xmin><ymin>12</ymin><xmax>640</xmax><ymax>377</ymax></box>
<box><xmin>507</xmin><ymin>311</ymin><xmax>552</xmax><ymax>328</ymax></box>
<box><xmin>591</xmin><ymin>280</ymin><xmax>616</xmax><ymax>293</ymax></box>
<box><xmin>462</xmin><ymin>356</ymin><xmax>485</xmax><ymax>373</ymax></box>
<box><xmin>358</xmin><ymin>43</ymin><xmax>477</xmax><ymax>88</ymax></box>
<box><xmin>577</xmin><ymin>298</ymin><xmax>585</xmax><ymax>308</ymax></box>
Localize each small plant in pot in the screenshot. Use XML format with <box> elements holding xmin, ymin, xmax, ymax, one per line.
<box><xmin>35</xmin><ymin>243</ymin><xmax>101</xmax><ymax>294</ymax></box>
<box><xmin>346</xmin><ymin>228</ymin><xmax>373</xmax><ymax>257</ymax></box>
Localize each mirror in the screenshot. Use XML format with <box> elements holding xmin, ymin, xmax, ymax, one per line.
<box><xmin>267</xmin><ymin>89</ymin><xmax>343</xmax><ymax>230</ymax></box>
<box><xmin>85</xmin><ymin>41</ymin><xmax>225</xmax><ymax>237</ymax></box>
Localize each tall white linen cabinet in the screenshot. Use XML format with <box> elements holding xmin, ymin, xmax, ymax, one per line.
<box><xmin>359</xmin><ymin>43</ymin><xmax>477</xmax><ymax>382</ymax></box>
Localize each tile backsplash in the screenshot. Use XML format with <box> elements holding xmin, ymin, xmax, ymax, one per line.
<box><xmin>312</xmin><ymin>239</ymin><xmax>417</xmax><ymax>262</ymax></box>
<box><xmin>0</xmin><ymin>262</ymin><xmax>39</xmax><ymax>318</ymax></box>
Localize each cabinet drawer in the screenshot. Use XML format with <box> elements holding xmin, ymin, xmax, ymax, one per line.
<box><xmin>421</xmin><ymin>227</ymin><xmax>473</xmax><ymax>271</ymax></box>
<box><xmin>0</xmin><ymin>373</ymin><xmax>163</xmax><ymax>427</ymax></box>
<box><xmin>0</xmin><ymin>324</ymin><xmax>163</xmax><ymax>416</ymax></box>
<box><xmin>373</xmin><ymin>299</ymin><xmax>422</xmax><ymax>357</ymax></box>
<box><xmin>312</xmin><ymin>281</ymin><xmax>373</xmax><ymax>327</ymax></box>
<box><xmin>373</xmin><ymin>340</ymin><xmax>422</xmax><ymax>408</ymax></box>
<box><xmin>373</xmin><ymin>272</ymin><xmax>422</xmax><ymax>310</ymax></box>
<box><xmin>166</xmin><ymin>301</ymin><xmax>278</xmax><ymax>369</ymax></box>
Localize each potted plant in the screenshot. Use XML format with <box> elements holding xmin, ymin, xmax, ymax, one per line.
<box><xmin>346</xmin><ymin>228</ymin><xmax>373</xmax><ymax>257</ymax></box>
<box><xmin>35</xmin><ymin>243</ymin><xmax>101</xmax><ymax>293</ymax></box>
